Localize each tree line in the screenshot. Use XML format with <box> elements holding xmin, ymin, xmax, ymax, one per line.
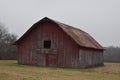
<box><xmin>0</xmin><ymin>23</ymin><xmax>17</xmax><ymax>60</ymax></box>
<box><xmin>104</xmin><ymin>46</ymin><xmax>120</xmax><ymax>62</ymax></box>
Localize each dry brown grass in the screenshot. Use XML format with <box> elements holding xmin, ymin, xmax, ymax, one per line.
<box><xmin>0</xmin><ymin>60</ymin><xmax>120</xmax><ymax>80</ymax></box>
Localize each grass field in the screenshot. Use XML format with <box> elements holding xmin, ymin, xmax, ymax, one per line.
<box><xmin>0</xmin><ymin>60</ymin><xmax>120</xmax><ymax>80</ymax></box>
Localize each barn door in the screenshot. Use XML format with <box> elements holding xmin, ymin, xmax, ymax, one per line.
<box><xmin>46</xmin><ymin>54</ymin><xmax>58</xmax><ymax>66</ymax></box>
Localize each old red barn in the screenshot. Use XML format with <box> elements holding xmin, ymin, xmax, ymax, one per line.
<box><xmin>14</xmin><ymin>17</ymin><xmax>104</xmax><ymax>68</ymax></box>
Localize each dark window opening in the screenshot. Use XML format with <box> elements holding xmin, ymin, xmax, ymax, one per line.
<box><xmin>44</xmin><ymin>40</ymin><xmax>51</xmax><ymax>49</ymax></box>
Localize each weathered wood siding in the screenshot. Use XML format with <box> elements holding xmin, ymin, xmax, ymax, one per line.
<box><xmin>17</xmin><ymin>22</ymin><xmax>79</xmax><ymax>67</ymax></box>
<box><xmin>79</xmin><ymin>49</ymin><xmax>104</xmax><ymax>67</ymax></box>
<box><xmin>17</xmin><ymin>21</ymin><xmax>104</xmax><ymax>68</ymax></box>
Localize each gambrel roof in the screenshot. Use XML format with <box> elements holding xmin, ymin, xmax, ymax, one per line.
<box><xmin>14</xmin><ymin>17</ymin><xmax>104</xmax><ymax>50</ymax></box>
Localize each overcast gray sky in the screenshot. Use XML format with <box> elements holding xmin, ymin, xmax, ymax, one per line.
<box><xmin>0</xmin><ymin>0</ymin><xmax>120</xmax><ymax>47</ymax></box>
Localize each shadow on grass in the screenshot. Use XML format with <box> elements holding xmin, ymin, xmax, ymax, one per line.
<box><xmin>8</xmin><ymin>62</ymin><xmax>102</xmax><ymax>73</ymax></box>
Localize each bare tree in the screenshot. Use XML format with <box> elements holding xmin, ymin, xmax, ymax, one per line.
<box><xmin>0</xmin><ymin>23</ymin><xmax>17</xmax><ymax>60</ymax></box>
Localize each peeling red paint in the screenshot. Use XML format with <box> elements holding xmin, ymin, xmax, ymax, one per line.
<box><xmin>15</xmin><ymin>17</ymin><xmax>104</xmax><ymax>68</ymax></box>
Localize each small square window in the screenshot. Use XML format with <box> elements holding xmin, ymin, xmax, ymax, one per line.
<box><xmin>44</xmin><ymin>40</ymin><xmax>51</xmax><ymax>49</ymax></box>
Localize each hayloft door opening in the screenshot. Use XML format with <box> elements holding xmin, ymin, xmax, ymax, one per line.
<box><xmin>44</xmin><ymin>40</ymin><xmax>51</xmax><ymax>49</ymax></box>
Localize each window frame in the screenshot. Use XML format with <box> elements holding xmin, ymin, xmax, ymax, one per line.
<box><xmin>44</xmin><ymin>40</ymin><xmax>51</xmax><ymax>49</ymax></box>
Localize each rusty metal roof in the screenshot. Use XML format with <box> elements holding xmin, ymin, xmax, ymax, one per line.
<box><xmin>14</xmin><ymin>17</ymin><xmax>104</xmax><ymax>50</ymax></box>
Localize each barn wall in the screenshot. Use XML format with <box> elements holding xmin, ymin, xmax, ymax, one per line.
<box><xmin>79</xmin><ymin>49</ymin><xmax>104</xmax><ymax>68</ymax></box>
<box><xmin>17</xmin><ymin>27</ymin><xmax>37</xmax><ymax>65</ymax></box>
<box><xmin>17</xmin><ymin>22</ymin><xmax>79</xmax><ymax>67</ymax></box>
